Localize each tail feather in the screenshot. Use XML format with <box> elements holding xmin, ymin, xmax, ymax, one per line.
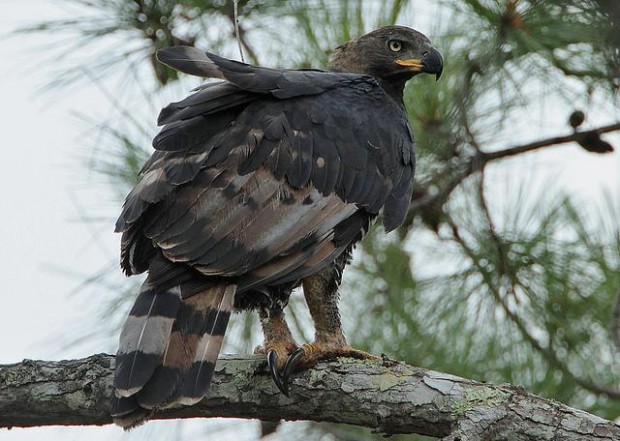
<box><xmin>111</xmin><ymin>281</ymin><xmax>235</xmax><ymax>429</ymax></box>
<box><xmin>114</xmin><ymin>284</ymin><xmax>181</xmax><ymax>397</ymax></box>
<box><xmin>109</xmin><ymin>396</ymin><xmax>151</xmax><ymax>429</ymax></box>
<box><xmin>170</xmin><ymin>285</ymin><xmax>234</xmax><ymax>404</ymax></box>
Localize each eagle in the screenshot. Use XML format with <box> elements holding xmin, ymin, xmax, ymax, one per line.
<box><xmin>111</xmin><ymin>25</ymin><xmax>443</xmax><ymax>428</ymax></box>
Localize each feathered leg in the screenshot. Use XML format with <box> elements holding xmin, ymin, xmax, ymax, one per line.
<box><xmin>280</xmin><ymin>255</ymin><xmax>378</xmax><ymax>392</ymax></box>
<box><xmin>254</xmin><ymin>306</ymin><xmax>298</xmax><ymax>395</ymax></box>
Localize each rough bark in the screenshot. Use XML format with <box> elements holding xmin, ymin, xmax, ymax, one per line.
<box><xmin>0</xmin><ymin>354</ymin><xmax>618</xmax><ymax>440</ymax></box>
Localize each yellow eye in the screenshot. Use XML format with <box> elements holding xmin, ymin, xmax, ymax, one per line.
<box><xmin>389</xmin><ymin>40</ymin><xmax>402</xmax><ymax>52</ymax></box>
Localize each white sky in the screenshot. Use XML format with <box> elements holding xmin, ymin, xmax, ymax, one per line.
<box><xmin>0</xmin><ymin>1</ymin><xmax>619</xmax><ymax>441</ymax></box>
<box><xmin>0</xmin><ymin>3</ymin><xmax>117</xmax><ymax>362</ymax></box>
<box><xmin>0</xmin><ymin>2</ymin><xmax>124</xmax><ymax>440</ymax></box>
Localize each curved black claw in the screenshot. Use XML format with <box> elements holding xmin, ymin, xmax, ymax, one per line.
<box><xmin>267</xmin><ymin>350</ymin><xmax>287</xmax><ymax>396</ymax></box>
<box><xmin>281</xmin><ymin>347</ymin><xmax>306</xmax><ymax>396</ymax></box>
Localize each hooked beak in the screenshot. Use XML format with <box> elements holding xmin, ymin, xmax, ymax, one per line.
<box><xmin>395</xmin><ymin>47</ymin><xmax>444</xmax><ymax>81</ymax></box>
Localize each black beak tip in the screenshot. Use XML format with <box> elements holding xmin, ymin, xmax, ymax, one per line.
<box><xmin>423</xmin><ymin>47</ymin><xmax>443</xmax><ymax>81</ymax></box>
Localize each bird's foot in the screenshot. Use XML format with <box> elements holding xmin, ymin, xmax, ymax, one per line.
<box><xmin>277</xmin><ymin>342</ymin><xmax>380</xmax><ymax>396</ymax></box>
<box><xmin>254</xmin><ymin>342</ymin><xmax>298</xmax><ymax>395</ymax></box>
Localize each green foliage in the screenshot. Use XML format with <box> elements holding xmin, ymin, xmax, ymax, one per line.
<box><xmin>17</xmin><ymin>0</ymin><xmax>291</xmax><ymax>89</ymax></box>
<box><xmin>456</xmin><ymin>0</ymin><xmax>615</xmax><ymax>84</ymax></box>
<box><xmin>346</xmin><ymin>189</ymin><xmax>620</xmax><ymax>421</ymax></box>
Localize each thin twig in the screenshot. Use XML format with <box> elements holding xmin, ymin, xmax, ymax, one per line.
<box><xmin>412</xmin><ymin>122</ymin><xmax>620</xmax><ymax>212</ymax></box>
<box><xmin>481</xmin><ymin>122</ymin><xmax>620</xmax><ymax>163</ymax></box>
<box><xmin>447</xmin><ymin>217</ymin><xmax>620</xmax><ymax>400</ymax></box>
<box><xmin>612</xmin><ymin>289</ymin><xmax>620</xmax><ymax>351</ymax></box>
<box><xmin>233</xmin><ymin>0</ymin><xmax>245</xmax><ymax>63</ymax></box>
<box><xmin>237</xmin><ymin>24</ymin><xmax>260</xmax><ymax>65</ymax></box>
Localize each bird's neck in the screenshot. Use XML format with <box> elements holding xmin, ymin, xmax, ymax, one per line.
<box><xmin>328</xmin><ymin>44</ymin><xmax>407</xmax><ymax>106</ymax></box>
<box><xmin>376</xmin><ymin>78</ymin><xmax>406</xmax><ymax>106</ymax></box>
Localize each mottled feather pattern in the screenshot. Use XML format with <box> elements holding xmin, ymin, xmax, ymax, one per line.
<box><xmin>140</xmin><ymin>165</ymin><xmax>357</xmax><ymax>285</ymax></box>
<box><xmin>153</xmin><ymin>49</ymin><xmax>414</xmax><ymax>228</ymax></box>
<box><xmin>148</xmin><ymin>81</ymin><xmax>413</xmax><ymax>229</ymax></box>
<box><xmin>113</xmin><ymin>39</ymin><xmax>419</xmax><ymax>428</ymax></box>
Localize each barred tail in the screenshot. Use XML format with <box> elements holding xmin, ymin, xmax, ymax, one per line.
<box><xmin>111</xmin><ymin>279</ymin><xmax>235</xmax><ymax>429</ymax></box>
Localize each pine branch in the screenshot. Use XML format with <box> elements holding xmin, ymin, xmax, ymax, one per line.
<box><xmin>411</xmin><ymin>122</ymin><xmax>620</xmax><ymax>213</ymax></box>
<box><xmin>481</xmin><ymin>122</ymin><xmax>620</xmax><ymax>162</ymax></box>
<box><xmin>1</xmin><ymin>354</ymin><xmax>619</xmax><ymax>440</ymax></box>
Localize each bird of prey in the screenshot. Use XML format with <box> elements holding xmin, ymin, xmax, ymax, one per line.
<box><xmin>111</xmin><ymin>25</ymin><xmax>443</xmax><ymax>428</ymax></box>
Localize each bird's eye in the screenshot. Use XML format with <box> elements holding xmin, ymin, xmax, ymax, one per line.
<box><xmin>389</xmin><ymin>40</ymin><xmax>402</xmax><ymax>52</ymax></box>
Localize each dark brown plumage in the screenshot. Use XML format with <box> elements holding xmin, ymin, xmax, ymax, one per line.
<box><xmin>111</xmin><ymin>25</ymin><xmax>442</xmax><ymax>428</ymax></box>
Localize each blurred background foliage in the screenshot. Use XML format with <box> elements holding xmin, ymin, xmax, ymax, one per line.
<box><xmin>22</xmin><ymin>0</ymin><xmax>620</xmax><ymax>439</ymax></box>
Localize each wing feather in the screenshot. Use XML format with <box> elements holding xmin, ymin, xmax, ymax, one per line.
<box><xmin>118</xmin><ymin>57</ymin><xmax>415</xmax><ymax>285</ymax></box>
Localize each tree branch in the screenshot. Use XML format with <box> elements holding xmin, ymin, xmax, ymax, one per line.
<box><xmin>480</xmin><ymin>122</ymin><xmax>620</xmax><ymax>162</ymax></box>
<box><xmin>1</xmin><ymin>354</ymin><xmax>619</xmax><ymax>440</ymax></box>
<box><xmin>411</xmin><ymin>121</ymin><xmax>620</xmax><ymax>214</ymax></box>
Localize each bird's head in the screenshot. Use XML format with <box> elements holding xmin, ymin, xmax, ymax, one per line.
<box><xmin>329</xmin><ymin>26</ymin><xmax>443</xmax><ymax>100</ymax></box>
